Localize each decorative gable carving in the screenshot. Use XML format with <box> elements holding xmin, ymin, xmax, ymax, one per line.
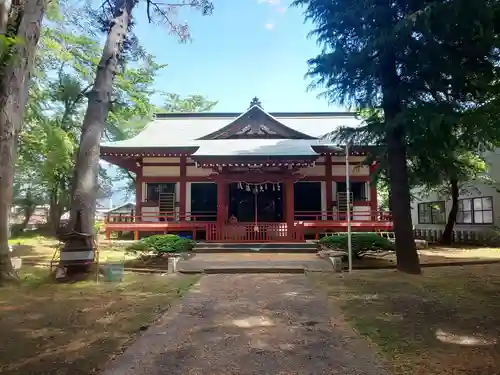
<box><xmin>198</xmin><ymin>99</ymin><xmax>315</xmax><ymax>140</ymax></box>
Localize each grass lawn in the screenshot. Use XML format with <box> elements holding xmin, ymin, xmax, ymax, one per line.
<box><xmin>310</xmin><ymin>264</ymin><xmax>500</xmax><ymax>375</ymax></box>
<box><xmin>0</xmin><ymin>266</ymin><xmax>199</xmax><ymax>375</ymax></box>
<box><xmin>9</xmin><ymin>235</ymin><xmax>138</xmax><ymax>265</ymax></box>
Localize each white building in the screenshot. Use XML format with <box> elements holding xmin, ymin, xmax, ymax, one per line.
<box><xmin>410</xmin><ymin>149</ymin><xmax>500</xmax><ymax>232</ymax></box>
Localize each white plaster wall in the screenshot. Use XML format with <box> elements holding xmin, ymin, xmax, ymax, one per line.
<box><xmin>175</xmin><ymin>182</ymin><xmax>180</xmax><ymax>220</ymax></box>
<box><xmin>298</xmin><ymin>165</ymin><xmax>325</xmax><ymax>176</ymax></box>
<box><xmin>331</xmin><ymin>165</ymin><xmax>369</xmax><ymax>176</ymax></box>
<box><xmin>186</xmin><ymin>182</ymin><xmax>192</xmax><ymax>218</ymax></box>
<box><xmin>141</xmin><ymin>206</ymin><xmax>159</xmax><ymax>222</ymax></box>
<box><xmin>143</xmin><ymin>157</ymin><xmax>180</xmax><ymax>163</ymax></box>
<box><xmin>353</xmin><ymin>206</ymin><xmax>371</xmax><ymax>221</ymax></box>
<box><xmin>186</xmin><ymin>165</ymin><xmax>213</xmax><ymax>177</ymax></box>
<box><xmin>321</xmin><ymin>181</ymin><xmax>327</xmax><ymax>219</ymax></box>
<box><xmin>141</xmin><ymin>182</ymin><xmax>146</xmax><ymax>202</ymax></box>
<box><xmin>143</xmin><ymin>165</ymin><xmax>180</xmax><ymax>177</ymax></box>
<box><xmin>331</xmin><ymin>156</ymin><xmax>366</xmax><ymax>163</ymax></box>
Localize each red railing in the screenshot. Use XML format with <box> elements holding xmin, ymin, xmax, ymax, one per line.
<box><xmin>105</xmin><ymin>211</ymin><xmax>217</xmax><ymax>223</ymax></box>
<box><xmin>293</xmin><ymin>210</ymin><xmax>392</xmax><ymax>222</ymax></box>
<box><xmin>206</xmin><ymin>222</ymin><xmax>304</xmax><ymax>242</ymax></box>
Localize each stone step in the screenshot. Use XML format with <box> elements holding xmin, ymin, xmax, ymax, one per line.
<box><xmin>194</xmin><ymin>242</ymin><xmax>318</xmax><ymax>253</ymax></box>
<box><xmin>179</xmin><ymin>268</ymin><xmax>306</xmax><ymax>274</ymax></box>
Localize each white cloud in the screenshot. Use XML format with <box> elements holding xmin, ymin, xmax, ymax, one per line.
<box><xmin>264</xmin><ymin>23</ymin><xmax>275</xmax><ymax>30</ymax></box>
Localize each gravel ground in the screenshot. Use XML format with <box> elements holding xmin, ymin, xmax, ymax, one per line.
<box><xmin>101</xmin><ymin>274</ymin><xmax>390</xmax><ymax>375</ymax></box>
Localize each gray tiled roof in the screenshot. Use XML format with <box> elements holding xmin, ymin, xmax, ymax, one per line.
<box><xmin>192</xmin><ymin>139</ymin><xmax>323</xmax><ymax>157</ymax></box>
<box><xmin>101</xmin><ymin>110</ymin><xmax>361</xmax><ymax>156</ymax></box>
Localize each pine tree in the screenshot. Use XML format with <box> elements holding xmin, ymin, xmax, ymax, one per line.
<box><xmin>293</xmin><ymin>0</ymin><xmax>500</xmax><ymax>274</ymax></box>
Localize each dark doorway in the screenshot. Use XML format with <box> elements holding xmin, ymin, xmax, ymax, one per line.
<box><xmin>229</xmin><ymin>183</ymin><xmax>284</xmax><ymax>222</ymax></box>
<box><xmin>294</xmin><ymin>182</ymin><xmax>322</xmax><ymax>220</ymax></box>
<box><xmin>190</xmin><ymin>183</ymin><xmax>217</xmax><ymax>221</ymax></box>
<box><xmin>336</xmin><ymin>182</ymin><xmax>367</xmax><ymax>202</ymax></box>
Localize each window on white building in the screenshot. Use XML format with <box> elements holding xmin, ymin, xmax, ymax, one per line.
<box><xmin>457</xmin><ymin>196</ymin><xmax>493</xmax><ymax>224</ymax></box>
<box><xmin>417</xmin><ymin>201</ymin><xmax>446</xmax><ymax>224</ymax></box>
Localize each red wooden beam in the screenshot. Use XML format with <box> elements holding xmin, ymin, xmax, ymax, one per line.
<box><xmin>370</xmin><ymin>162</ymin><xmax>378</xmax><ymax>212</ymax></box>
<box><xmin>325</xmin><ymin>155</ymin><xmax>333</xmax><ymax>209</ymax></box>
<box><xmin>179</xmin><ymin>156</ymin><xmax>187</xmax><ymax>219</ymax></box>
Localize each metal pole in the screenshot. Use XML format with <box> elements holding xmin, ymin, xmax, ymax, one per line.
<box><xmin>345</xmin><ymin>143</ymin><xmax>352</xmax><ymax>273</ymax></box>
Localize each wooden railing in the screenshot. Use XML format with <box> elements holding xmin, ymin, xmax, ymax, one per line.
<box><xmin>206</xmin><ymin>222</ymin><xmax>304</xmax><ymax>242</ymax></box>
<box><xmin>105</xmin><ymin>211</ymin><xmax>217</xmax><ymax>223</ymax></box>
<box><xmin>293</xmin><ymin>210</ymin><xmax>392</xmax><ymax>222</ymax></box>
<box><xmin>105</xmin><ymin>210</ymin><xmax>392</xmax><ymax>224</ymax></box>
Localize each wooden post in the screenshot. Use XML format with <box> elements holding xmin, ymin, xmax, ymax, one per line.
<box><xmin>325</xmin><ymin>154</ymin><xmax>332</xmax><ymax>219</ymax></box>
<box><xmin>370</xmin><ymin>162</ymin><xmax>378</xmax><ymax>219</ymax></box>
<box><xmin>216</xmin><ymin>180</ymin><xmax>226</xmax><ymax>241</ymax></box>
<box><xmin>179</xmin><ymin>156</ymin><xmax>187</xmax><ymax>220</ymax></box>
<box><xmin>285</xmin><ymin>179</ymin><xmax>295</xmax><ymax>240</ymax></box>
<box><xmin>135</xmin><ymin>165</ymin><xmax>142</xmax><ymax>223</ymax></box>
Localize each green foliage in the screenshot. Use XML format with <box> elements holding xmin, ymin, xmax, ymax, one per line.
<box><xmin>295</xmin><ymin>0</ymin><xmax>500</xmax><ymax>268</ymax></box>
<box><xmin>14</xmin><ymin>0</ymin><xmax>163</xmax><ymax>229</ymax></box>
<box><xmin>319</xmin><ymin>233</ymin><xmax>394</xmax><ymax>258</ymax></box>
<box><xmin>161</xmin><ymin>93</ymin><xmax>218</xmax><ymax>113</ymax></box>
<box><xmin>129</xmin><ymin>235</ymin><xmax>195</xmax><ymax>255</ymax></box>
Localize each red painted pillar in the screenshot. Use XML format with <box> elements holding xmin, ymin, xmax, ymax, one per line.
<box><xmin>179</xmin><ymin>156</ymin><xmax>187</xmax><ymax>220</ymax></box>
<box><xmin>135</xmin><ymin>164</ymin><xmax>143</xmax><ymax>223</ymax></box>
<box><xmin>285</xmin><ymin>179</ymin><xmax>295</xmax><ymax>240</ymax></box>
<box><xmin>370</xmin><ymin>162</ymin><xmax>378</xmax><ymax>220</ymax></box>
<box><xmin>325</xmin><ymin>154</ymin><xmax>332</xmax><ymax>219</ymax></box>
<box><xmin>216</xmin><ymin>180</ymin><xmax>227</xmax><ymax>240</ymax></box>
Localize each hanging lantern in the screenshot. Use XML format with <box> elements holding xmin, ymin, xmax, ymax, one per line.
<box><xmin>264</xmin><ymin>184</ymin><xmax>268</xmax><ymax>190</ymax></box>
<box><xmin>272</xmin><ymin>184</ymin><xmax>275</xmax><ymax>191</ymax></box>
<box><xmin>246</xmin><ymin>184</ymin><xmax>251</xmax><ymax>192</ymax></box>
<box><xmin>238</xmin><ymin>182</ymin><xmax>243</xmax><ymax>190</ymax></box>
<box><xmin>277</xmin><ymin>184</ymin><xmax>281</xmax><ymax>191</ymax></box>
<box><xmin>259</xmin><ymin>185</ymin><xmax>264</xmax><ymax>192</ymax></box>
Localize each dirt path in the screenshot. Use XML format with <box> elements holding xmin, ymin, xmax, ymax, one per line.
<box><xmin>101</xmin><ymin>274</ymin><xmax>390</xmax><ymax>375</ymax></box>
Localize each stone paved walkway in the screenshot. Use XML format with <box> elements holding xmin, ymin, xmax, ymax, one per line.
<box><xmin>177</xmin><ymin>253</ymin><xmax>333</xmax><ymax>273</ymax></box>
<box><xmin>101</xmin><ymin>275</ymin><xmax>390</xmax><ymax>375</ymax></box>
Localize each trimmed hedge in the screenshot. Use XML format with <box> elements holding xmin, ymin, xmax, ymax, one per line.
<box><xmin>127</xmin><ymin>234</ymin><xmax>195</xmax><ymax>255</ymax></box>
<box><xmin>319</xmin><ymin>233</ymin><xmax>394</xmax><ymax>258</ymax></box>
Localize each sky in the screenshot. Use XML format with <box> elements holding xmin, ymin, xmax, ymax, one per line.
<box><xmin>131</xmin><ymin>0</ymin><xmax>343</xmax><ymax>112</ymax></box>
<box><xmin>105</xmin><ymin>0</ymin><xmax>343</xmax><ymax>207</ymax></box>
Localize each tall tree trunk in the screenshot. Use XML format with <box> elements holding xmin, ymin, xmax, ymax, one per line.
<box><xmin>380</xmin><ymin>51</ymin><xmax>421</xmax><ymax>275</ymax></box>
<box><xmin>21</xmin><ymin>203</ymin><xmax>34</xmax><ymax>231</ymax></box>
<box><xmin>441</xmin><ymin>178</ymin><xmax>459</xmax><ymax>245</ymax></box>
<box><xmin>49</xmin><ymin>188</ymin><xmax>63</xmax><ymax>233</ymax></box>
<box><xmin>60</xmin><ymin>0</ymin><xmax>137</xmax><ymax>272</ymax></box>
<box><xmin>0</xmin><ymin>0</ymin><xmax>46</xmax><ymax>283</ymax></box>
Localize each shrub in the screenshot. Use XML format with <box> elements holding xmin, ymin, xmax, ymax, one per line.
<box><xmin>319</xmin><ymin>232</ymin><xmax>394</xmax><ymax>258</ymax></box>
<box><xmin>137</xmin><ymin>234</ymin><xmax>195</xmax><ymax>255</ymax></box>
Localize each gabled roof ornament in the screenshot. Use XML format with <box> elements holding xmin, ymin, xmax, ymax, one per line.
<box><xmin>249</xmin><ymin>97</ymin><xmax>262</xmax><ymax>109</ymax></box>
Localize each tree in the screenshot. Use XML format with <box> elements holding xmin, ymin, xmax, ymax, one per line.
<box><xmin>16</xmin><ymin>0</ymin><xmax>165</xmax><ymax>233</ymax></box>
<box><xmin>0</xmin><ymin>0</ymin><xmax>49</xmax><ymax>282</ymax></box>
<box><xmin>162</xmin><ymin>93</ymin><xmax>217</xmax><ymax>112</ymax></box>
<box><xmin>61</xmin><ymin>0</ymin><xmax>214</xmax><ymax>274</ymax></box>
<box><xmin>294</xmin><ymin>0</ymin><xmax>500</xmax><ymax>274</ymax></box>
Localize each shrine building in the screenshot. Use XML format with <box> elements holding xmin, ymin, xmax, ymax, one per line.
<box><xmin>100</xmin><ymin>98</ymin><xmax>392</xmax><ymax>242</ymax></box>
